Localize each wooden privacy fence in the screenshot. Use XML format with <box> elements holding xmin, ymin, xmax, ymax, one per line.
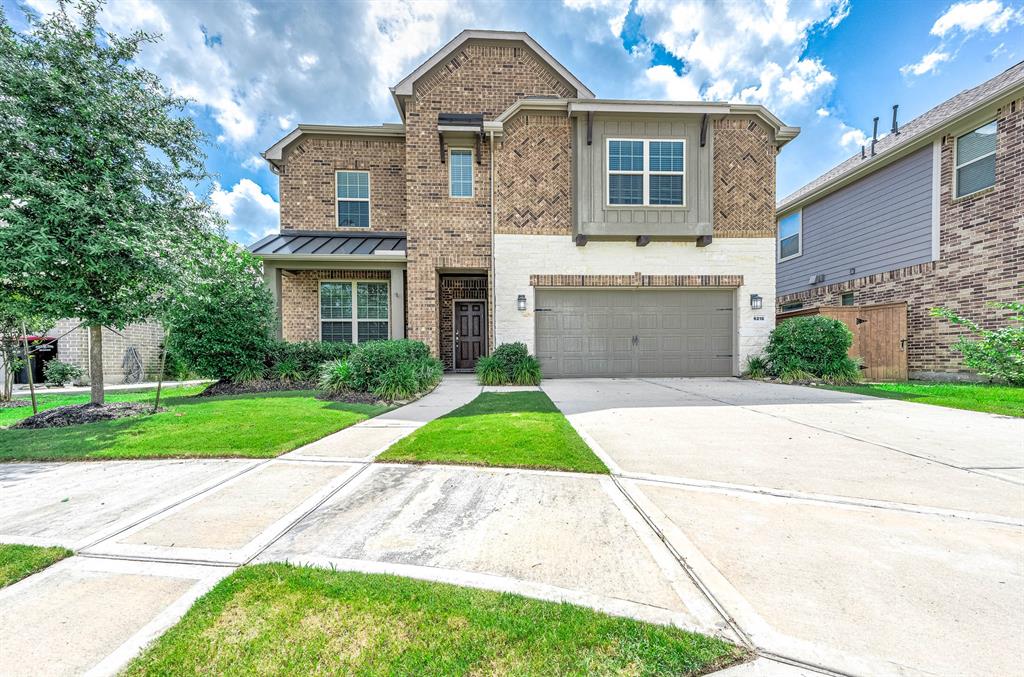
<box><xmin>776</xmin><ymin>302</ymin><xmax>908</xmax><ymax>381</ymax></box>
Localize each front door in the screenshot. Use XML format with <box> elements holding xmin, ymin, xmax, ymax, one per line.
<box><xmin>454</xmin><ymin>301</ymin><xmax>486</xmax><ymax>371</ymax></box>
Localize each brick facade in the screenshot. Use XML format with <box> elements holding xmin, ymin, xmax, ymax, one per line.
<box><xmin>281</xmin><ymin>269</ymin><xmax>391</xmax><ymax>342</ymax></box>
<box><xmin>713</xmin><ymin>117</ymin><xmax>777</xmax><ymax>238</ymax></box>
<box><xmin>46</xmin><ymin>319</ymin><xmax>164</xmax><ymax>384</ymax></box>
<box><xmin>778</xmin><ymin>97</ymin><xmax>1023</xmax><ymax>379</ymax></box>
<box><xmin>438</xmin><ymin>276</ymin><xmax>489</xmax><ymax>370</ymax></box>
<box><xmin>495</xmin><ymin>112</ymin><xmax>573</xmax><ymax>236</ymax></box>
<box><xmin>530</xmin><ymin>273</ymin><xmax>744</xmax><ymax>288</ymax></box>
<box><xmin>279</xmin><ymin>135</ymin><xmax>406</xmax><ymax>232</ymax></box>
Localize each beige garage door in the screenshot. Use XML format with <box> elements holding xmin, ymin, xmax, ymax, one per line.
<box><xmin>535</xmin><ymin>289</ymin><xmax>734</xmax><ymax>378</ymax></box>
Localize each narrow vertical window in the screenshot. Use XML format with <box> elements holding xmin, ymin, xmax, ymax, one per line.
<box><xmin>955</xmin><ymin>121</ymin><xmax>996</xmax><ymax>197</ymax></box>
<box><xmin>356</xmin><ymin>282</ymin><xmax>390</xmax><ymax>342</ymax></box>
<box><xmin>320</xmin><ymin>282</ymin><xmax>353</xmax><ymax>342</ymax></box>
<box><xmin>778</xmin><ymin>211</ymin><xmax>801</xmax><ymax>261</ymax></box>
<box><xmin>336</xmin><ymin>171</ymin><xmax>370</xmax><ymax>227</ymax></box>
<box><xmin>608</xmin><ymin>140</ymin><xmax>644</xmax><ymax>205</ymax></box>
<box><xmin>648</xmin><ymin>141</ymin><xmax>684</xmax><ymax>206</ymax></box>
<box><xmin>449</xmin><ymin>148</ymin><xmax>474</xmax><ymax>198</ymax></box>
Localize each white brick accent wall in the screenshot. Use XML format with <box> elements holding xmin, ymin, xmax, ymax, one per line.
<box><xmin>493</xmin><ymin>234</ymin><xmax>776</xmax><ymax>375</ymax></box>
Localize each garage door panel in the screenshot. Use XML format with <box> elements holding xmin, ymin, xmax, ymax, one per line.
<box><xmin>535</xmin><ymin>289</ymin><xmax>733</xmax><ymax>378</ymax></box>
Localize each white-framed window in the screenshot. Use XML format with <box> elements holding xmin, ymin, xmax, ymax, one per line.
<box><xmin>319</xmin><ymin>280</ymin><xmax>389</xmax><ymax>343</ymax></box>
<box><xmin>449</xmin><ymin>148</ymin><xmax>474</xmax><ymax>198</ymax></box>
<box><xmin>607</xmin><ymin>138</ymin><xmax>685</xmax><ymax>206</ymax></box>
<box><xmin>336</xmin><ymin>171</ymin><xmax>370</xmax><ymax>227</ymax></box>
<box><xmin>777</xmin><ymin>210</ymin><xmax>802</xmax><ymax>262</ymax></box>
<box><xmin>955</xmin><ymin>121</ymin><xmax>997</xmax><ymax>198</ymax></box>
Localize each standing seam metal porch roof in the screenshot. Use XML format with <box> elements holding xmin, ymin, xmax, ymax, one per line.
<box><xmin>248</xmin><ymin>231</ymin><xmax>406</xmax><ymax>257</ymax></box>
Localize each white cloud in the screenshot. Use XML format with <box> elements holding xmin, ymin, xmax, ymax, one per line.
<box><xmin>838</xmin><ymin>123</ymin><xmax>869</xmax><ymax>151</ymax></box>
<box><xmin>562</xmin><ymin>0</ymin><xmax>630</xmax><ymax>37</ymax></box>
<box><xmin>277</xmin><ymin>115</ymin><xmax>293</xmax><ymax>131</ymax></box>
<box><xmin>210</xmin><ymin>179</ymin><xmax>279</xmax><ymax>243</ymax></box>
<box><xmin>930</xmin><ymin>0</ymin><xmax>1021</xmax><ymax>37</ymax></box>
<box><xmin>297</xmin><ymin>53</ymin><xmax>319</xmax><ymax>70</ymax></box>
<box><xmin>816</xmin><ymin>107</ymin><xmax>830</xmax><ymax>117</ymax></box>
<box><xmin>242</xmin><ymin>155</ymin><xmax>267</xmax><ymax>171</ymax></box>
<box><xmin>900</xmin><ymin>49</ymin><xmax>952</xmax><ymax>76</ymax></box>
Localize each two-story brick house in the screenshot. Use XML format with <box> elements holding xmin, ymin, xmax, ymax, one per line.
<box><xmin>251</xmin><ymin>30</ymin><xmax>798</xmax><ymax>377</ymax></box>
<box><xmin>776</xmin><ymin>62</ymin><xmax>1023</xmax><ymax>380</ymax></box>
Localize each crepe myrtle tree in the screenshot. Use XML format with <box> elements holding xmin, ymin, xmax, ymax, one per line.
<box><xmin>0</xmin><ymin>1</ymin><xmax>218</xmax><ymax>404</ymax></box>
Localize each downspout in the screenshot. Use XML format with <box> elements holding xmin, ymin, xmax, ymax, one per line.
<box><xmin>489</xmin><ymin>130</ymin><xmax>496</xmax><ymax>353</ymax></box>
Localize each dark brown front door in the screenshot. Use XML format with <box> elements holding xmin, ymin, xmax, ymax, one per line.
<box><xmin>454</xmin><ymin>301</ymin><xmax>486</xmax><ymax>370</ymax></box>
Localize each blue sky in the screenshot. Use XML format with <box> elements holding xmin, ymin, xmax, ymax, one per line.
<box><xmin>6</xmin><ymin>0</ymin><xmax>1023</xmax><ymax>243</ymax></box>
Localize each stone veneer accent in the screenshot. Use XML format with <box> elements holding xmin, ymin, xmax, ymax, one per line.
<box><xmin>438</xmin><ymin>276</ymin><xmax>489</xmax><ymax>370</ymax></box>
<box><xmin>530</xmin><ymin>273</ymin><xmax>744</xmax><ymax>288</ymax></box>
<box><xmin>403</xmin><ymin>42</ymin><xmax>580</xmax><ymax>358</ymax></box>
<box><xmin>46</xmin><ymin>319</ymin><xmax>164</xmax><ymax>384</ymax></box>
<box><xmin>279</xmin><ymin>135</ymin><xmax>406</xmax><ymax>232</ymax></box>
<box><xmin>281</xmin><ymin>269</ymin><xmax>391</xmax><ymax>342</ymax></box>
<box><xmin>713</xmin><ymin>117</ymin><xmax>777</xmax><ymax>238</ymax></box>
<box><xmin>777</xmin><ymin>96</ymin><xmax>1023</xmax><ymax>379</ymax></box>
<box><xmin>495</xmin><ymin>112</ymin><xmax>573</xmax><ymax>236</ymax></box>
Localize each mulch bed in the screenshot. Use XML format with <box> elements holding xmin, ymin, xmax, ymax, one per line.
<box><xmin>315</xmin><ymin>389</ymin><xmax>382</xmax><ymax>405</ymax></box>
<box><xmin>12</xmin><ymin>402</ymin><xmax>158</xmax><ymax>430</ymax></box>
<box><xmin>0</xmin><ymin>400</ymin><xmax>31</xmax><ymax>409</ymax></box>
<box><xmin>198</xmin><ymin>379</ymin><xmax>382</xmax><ymax>405</ymax></box>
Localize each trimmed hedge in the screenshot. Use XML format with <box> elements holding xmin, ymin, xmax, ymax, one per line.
<box><xmin>317</xmin><ymin>340</ymin><xmax>441</xmax><ymax>402</ymax></box>
<box><xmin>763</xmin><ymin>315</ymin><xmax>860</xmax><ymax>383</ymax></box>
<box><xmin>267</xmin><ymin>340</ymin><xmax>353</xmax><ymax>382</ymax></box>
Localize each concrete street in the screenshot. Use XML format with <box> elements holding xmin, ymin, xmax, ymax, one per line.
<box><xmin>0</xmin><ymin>375</ymin><xmax>1021</xmax><ymax>676</ymax></box>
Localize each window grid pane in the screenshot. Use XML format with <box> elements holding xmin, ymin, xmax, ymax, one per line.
<box><xmin>357</xmin><ymin>282</ymin><xmax>389</xmax><ymax>320</ymax></box>
<box><xmin>609</xmin><ymin>174</ymin><xmax>643</xmax><ymax>205</ymax></box>
<box><xmin>956</xmin><ymin>122</ymin><xmax>997</xmax><ymax>166</ymax></box>
<box><xmin>336</xmin><ymin>171</ymin><xmax>369</xmax><ymax>200</ymax></box>
<box><xmin>780</xmin><ymin>234</ymin><xmax>800</xmax><ymax>259</ymax></box>
<box><xmin>649</xmin><ymin>141</ymin><xmax>684</xmax><ymax>172</ymax></box>
<box><xmin>778</xmin><ymin>212</ymin><xmax>800</xmax><ymax>239</ymax></box>
<box><xmin>609</xmin><ymin>140</ymin><xmax>644</xmax><ymax>171</ymax></box>
<box><xmin>357</xmin><ymin>321</ymin><xmax>389</xmax><ymax>343</ymax></box>
<box><xmin>957</xmin><ymin>155</ymin><xmax>996</xmax><ymax>196</ymax></box>
<box><xmin>649</xmin><ymin>175</ymin><xmax>683</xmax><ymax>205</ymax></box>
<box><xmin>321</xmin><ymin>321</ymin><xmax>352</xmax><ymax>343</ymax></box>
<box><xmin>320</xmin><ymin>283</ymin><xmax>352</xmax><ymax>320</ymax></box>
<box><xmin>450</xmin><ymin>149</ymin><xmax>473</xmax><ymax>197</ymax></box>
<box><xmin>338</xmin><ymin>201</ymin><xmax>369</xmax><ymax>228</ymax></box>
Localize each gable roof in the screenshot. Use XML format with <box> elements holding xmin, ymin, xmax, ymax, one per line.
<box><xmin>779</xmin><ymin>60</ymin><xmax>1024</xmax><ymax>213</ymax></box>
<box><xmin>389</xmin><ymin>29</ymin><xmax>595</xmax><ymax>118</ymax></box>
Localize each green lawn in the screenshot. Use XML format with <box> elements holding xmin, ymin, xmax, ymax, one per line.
<box><xmin>0</xmin><ymin>389</ymin><xmax>388</xmax><ymax>461</ymax></box>
<box><xmin>378</xmin><ymin>391</ymin><xmax>608</xmax><ymax>473</ymax></box>
<box><xmin>821</xmin><ymin>381</ymin><xmax>1024</xmax><ymax>417</ymax></box>
<box><xmin>0</xmin><ymin>385</ymin><xmax>207</xmax><ymax>428</ymax></box>
<box><xmin>124</xmin><ymin>564</ymin><xmax>741</xmax><ymax>677</ymax></box>
<box><xmin>0</xmin><ymin>544</ymin><xmax>72</xmax><ymax>588</ymax></box>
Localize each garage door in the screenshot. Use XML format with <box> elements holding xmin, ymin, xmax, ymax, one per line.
<box><xmin>535</xmin><ymin>289</ymin><xmax>734</xmax><ymax>378</ymax></box>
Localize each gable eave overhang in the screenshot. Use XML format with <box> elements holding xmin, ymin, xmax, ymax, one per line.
<box><xmin>390</xmin><ymin>29</ymin><xmax>595</xmax><ymax>119</ymax></box>
<box><xmin>262</xmin><ymin>123</ymin><xmax>406</xmax><ymax>172</ymax></box>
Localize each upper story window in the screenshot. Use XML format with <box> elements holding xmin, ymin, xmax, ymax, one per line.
<box><xmin>607</xmin><ymin>139</ymin><xmax>685</xmax><ymax>207</ymax></box>
<box><xmin>778</xmin><ymin>210</ymin><xmax>801</xmax><ymax>262</ymax></box>
<box><xmin>336</xmin><ymin>171</ymin><xmax>370</xmax><ymax>227</ymax></box>
<box><xmin>320</xmin><ymin>281</ymin><xmax>389</xmax><ymax>343</ymax></box>
<box><xmin>449</xmin><ymin>148</ymin><xmax>474</xmax><ymax>198</ymax></box>
<box><xmin>955</xmin><ymin>121</ymin><xmax>997</xmax><ymax>198</ymax></box>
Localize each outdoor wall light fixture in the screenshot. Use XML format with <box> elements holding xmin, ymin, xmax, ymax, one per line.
<box><xmin>750</xmin><ymin>294</ymin><xmax>763</xmax><ymax>310</ymax></box>
<box><xmin>517</xmin><ymin>294</ymin><xmax>527</xmax><ymax>311</ymax></box>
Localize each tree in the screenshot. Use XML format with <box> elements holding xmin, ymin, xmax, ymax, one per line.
<box><xmin>0</xmin><ymin>289</ymin><xmax>53</xmax><ymax>402</ymax></box>
<box><xmin>932</xmin><ymin>301</ymin><xmax>1024</xmax><ymax>385</ymax></box>
<box><xmin>0</xmin><ymin>1</ymin><xmax>217</xmax><ymax>404</ymax></box>
<box><xmin>164</xmin><ymin>234</ymin><xmax>277</xmax><ymax>382</ymax></box>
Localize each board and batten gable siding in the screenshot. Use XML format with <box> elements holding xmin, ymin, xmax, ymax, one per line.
<box><xmin>777</xmin><ymin>145</ymin><xmax>935</xmax><ymax>297</ymax></box>
<box><xmin>574</xmin><ymin>116</ymin><xmax>713</xmax><ymax>236</ymax></box>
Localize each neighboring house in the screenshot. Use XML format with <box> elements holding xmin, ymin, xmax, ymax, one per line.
<box><xmin>776</xmin><ymin>62</ymin><xmax>1023</xmax><ymax>381</ymax></box>
<box><xmin>251</xmin><ymin>30</ymin><xmax>797</xmax><ymax>377</ymax></box>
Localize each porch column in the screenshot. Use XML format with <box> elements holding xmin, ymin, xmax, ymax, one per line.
<box><xmin>263</xmin><ymin>263</ymin><xmax>282</xmax><ymax>339</ymax></box>
<box><xmin>390</xmin><ymin>268</ymin><xmax>405</xmax><ymax>339</ymax></box>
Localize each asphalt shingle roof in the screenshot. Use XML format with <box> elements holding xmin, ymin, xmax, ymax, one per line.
<box><xmin>779</xmin><ymin>60</ymin><xmax>1024</xmax><ymax>211</ymax></box>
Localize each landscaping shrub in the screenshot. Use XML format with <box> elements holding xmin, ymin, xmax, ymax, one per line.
<box><xmin>317</xmin><ymin>360</ymin><xmax>353</xmax><ymax>397</ymax></box>
<box><xmin>231</xmin><ymin>362</ymin><xmax>267</xmax><ymax>384</ymax></box>
<box><xmin>267</xmin><ymin>340</ymin><xmax>353</xmax><ymax>381</ymax></box>
<box><xmin>476</xmin><ymin>343</ymin><xmax>542</xmax><ymax>385</ymax></box>
<box><xmin>931</xmin><ymin>301</ymin><xmax>1024</xmax><ymax>385</ymax></box>
<box><xmin>272</xmin><ymin>357</ymin><xmax>303</xmax><ymax>383</ymax></box>
<box><xmin>43</xmin><ymin>360</ymin><xmax>82</xmax><ymax>387</ymax></box>
<box><xmin>743</xmin><ymin>355</ymin><xmax>769</xmax><ymax>379</ymax></box>
<box><xmin>346</xmin><ymin>340</ymin><xmax>430</xmax><ymax>392</ymax></box>
<box><xmin>411</xmin><ymin>357</ymin><xmax>444</xmax><ymax>392</ymax></box>
<box><xmin>765</xmin><ymin>316</ymin><xmax>860</xmax><ymax>383</ymax></box>
<box><xmin>373</xmin><ymin>362</ymin><xmax>419</xmax><ymax>401</ymax></box>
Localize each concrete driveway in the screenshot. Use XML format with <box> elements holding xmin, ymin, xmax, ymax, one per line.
<box><xmin>544</xmin><ymin>377</ymin><xmax>1024</xmax><ymax>677</ymax></box>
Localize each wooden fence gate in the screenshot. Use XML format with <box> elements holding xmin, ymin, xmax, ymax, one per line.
<box><xmin>776</xmin><ymin>302</ymin><xmax>908</xmax><ymax>381</ymax></box>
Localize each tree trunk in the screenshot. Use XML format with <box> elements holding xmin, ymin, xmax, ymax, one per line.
<box><xmin>89</xmin><ymin>324</ymin><xmax>104</xmax><ymax>405</ymax></box>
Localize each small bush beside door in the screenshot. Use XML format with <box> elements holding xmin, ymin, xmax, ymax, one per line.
<box><xmin>750</xmin><ymin>316</ymin><xmax>861</xmax><ymax>384</ymax></box>
<box><xmin>476</xmin><ymin>343</ymin><xmax>542</xmax><ymax>386</ymax></box>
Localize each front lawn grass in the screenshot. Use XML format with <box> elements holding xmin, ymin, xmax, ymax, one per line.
<box><xmin>0</xmin><ymin>390</ymin><xmax>388</xmax><ymax>461</ymax></box>
<box><xmin>378</xmin><ymin>391</ymin><xmax>608</xmax><ymax>473</ymax></box>
<box><xmin>821</xmin><ymin>381</ymin><xmax>1024</xmax><ymax>417</ymax></box>
<box><xmin>0</xmin><ymin>385</ymin><xmax>206</xmax><ymax>428</ymax></box>
<box><xmin>124</xmin><ymin>564</ymin><xmax>742</xmax><ymax>677</ymax></box>
<box><xmin>0</xmin><ymin>544</ymin><xmax>72</xmax><ymax>588</ymax></box>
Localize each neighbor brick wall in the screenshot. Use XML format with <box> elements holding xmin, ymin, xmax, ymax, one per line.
<box><xmin>495</xmin><ymin>112</ymin><xmax>573</xmax><ymax>236</ymax></box>
<box><xmin>48</xmin><ymin>319</ymin><xmax>164</xmax><ymax>384</ymax></box>
<box><xmin>713</xmin><ymin>117</ymin><xmax>777</xmax><ymax>238</ymax></box>
<box><xmin>278</xmin><ymin>135</ymin><xmax>406</xmax><ymax>232</ymax></box>
<box><xmin>777</xmin><ymin>96</ymin><xmax>1023</xmax><ymax>379</ymax></box>
<box><xmin>281</xmin><ymin>269</ymin><xmax>391</xmax><ymax>342</ymax></box>
<box><xmin>438</xmin><ymin>276</ymin><xmax>489</xmax><ymax>370</ymax></box>
<box><xmin>404</xmin><ymin>41</ymin><xmax>579</xmax><ymax>357</ymax></box>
